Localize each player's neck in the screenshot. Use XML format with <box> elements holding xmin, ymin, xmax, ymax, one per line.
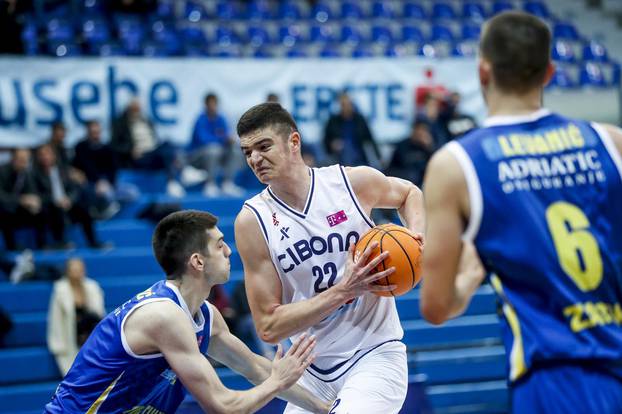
<box><xmin>486</xmin><ymin>88</ymin><xmax>543</xmax><ymax>118</ymax></box>
<box><xmin>169</xmin><ymin>278</ymin><xmax>211</xmax><ymax>317</ymax></box>
<box><xmin>269</xmin><ymin>164</ymin><xmax>311</xmax><ymax>212</ymax></box>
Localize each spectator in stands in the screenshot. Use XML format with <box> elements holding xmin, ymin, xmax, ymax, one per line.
<box><xmin>416</xmin><ymin>92</ymin><xmax>449</xmax><ymax>147</ymax></box>
<box><xmin>438</xmin><ymin>92</ymin><xmax>477</xmax><ymax>141</ymax></box>
<box><xmin>266</xmin><ymin>92</ymin><xmax>280</xmax><ymax>103</ymax></box>
<box><xmin>33</xmin><ymin>144</ymin><xmax>104</xmax><ymax>249</ymax></box>
<box><xmin>323</xmin><ymin>92</ymin><xmax>380</xmax><ymax>167</ymax></box>
<box><xmin>111</xmin><ymin>99</ymin><xmax>185</xmax><ymax>197</ymax></box>
<box><xmin>386</xmin><ymin>119</ymin><xmax>436</xmax><ymax>188</ymax></box>
<box><xmin>73</xmin><ymin>120</ymin><xmax>120</xmax><ymax>219</ymax></box>
<box><xmin>0</xmin><ymin>0</ymin><xmax>26</xmax><ymax>54</ymax></box>
<box><xmin>188</xmin><ymin>93</ymin><xmax>244</xmax><ymax>197</ymax></box>
<box><xmin>47</xmin><ymin>258</ymin><xmax>104</xmax><ymax>376</ymax></box>
<box><xmin>0</xmin><ymin>148</ymin><xmax>46</xmax><ymax>250</ymax></box>
<box><xmin>48</xmin><ymin>121</ymin><xmax>88</xmax><ymax>187</ymax></box>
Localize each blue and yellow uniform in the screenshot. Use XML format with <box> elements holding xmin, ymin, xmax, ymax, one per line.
<box><xmin>448</xmin><ymin>109</ymin><xmax>622</xmax><ymax>412</ymax></box>
<box><xmin>44</xmin><ymin>280</ymin><xmax>212</xmax><ymax>413</ymax></box>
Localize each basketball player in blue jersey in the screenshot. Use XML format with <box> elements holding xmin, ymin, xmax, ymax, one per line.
<box><xmin>44</xmin><ymin>210</ymin><xmax>331</xmax><ymax>413</ymax></box>
<box><xmin>421</xmin><ymin>11</ymin><xmax>622</xmax><ymax>413</ymax></box>
<box><xmin>235</xmin><ymin>103</ymin><xmax>425</xmax><ymax>413</ymax></box>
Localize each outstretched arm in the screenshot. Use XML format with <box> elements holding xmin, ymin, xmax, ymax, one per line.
<box><xmin>419</xmin><ymin>149</ymin><xmax>486</xmax><ymax>325</ymax></box>
<box><xmin>124</xmin><ymin>301</ymin><xmax>316</xmax><ymax>414</ymax></box>
<box><xmin>207</xmin><ymin>307</ymin><xmax>331</xmax><ymax>413</ymax></box>
<box><xmin>235</xmin><ymin>208</ymin><xmax>395</xmax><ymax>344</ymax></box>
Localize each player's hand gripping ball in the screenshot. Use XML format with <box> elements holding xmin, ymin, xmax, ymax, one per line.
<box><xmin>355</xmin><ymin>224</ymin><xmax>423</xmax><ymax>297</ymax></box>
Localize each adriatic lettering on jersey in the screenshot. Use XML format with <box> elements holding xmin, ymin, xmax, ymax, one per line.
<box><xmin>481</xmin><ymin>123</ymin><xmax>608</xmax><ymax>194</ymax></box>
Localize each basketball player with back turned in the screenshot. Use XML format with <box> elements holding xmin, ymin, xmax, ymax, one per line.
<box><xmin>421</xmin><ymin>11</ymin><xmax>622</xmax><ymax>413</ymax></box>
<box><xmin>44</xmin><ymin>210</ymin><xmax>329</xmax><ymax>413</ymax></box>
<box><xmin>235</xmin><ymin>103</ymin><xmax>425</xmax><ymax>413</ymax></box>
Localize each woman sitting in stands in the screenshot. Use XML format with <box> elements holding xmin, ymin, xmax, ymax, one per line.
<box><xmin>47</xmin><ymin>258</ymin><xmax>105</xmax><ymax>376</ymax></box>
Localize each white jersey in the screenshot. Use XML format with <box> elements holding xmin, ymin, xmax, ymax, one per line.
<box><xmin>244</xmin><ymin>164</ymin><xmax>403</xmax><ymax>381</ymax></box>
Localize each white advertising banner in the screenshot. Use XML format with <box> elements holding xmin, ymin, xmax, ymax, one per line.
<box><xmin>0</xmin><ymin>57</ymin><xmax>484</xmax><ymax>147</ymax></box>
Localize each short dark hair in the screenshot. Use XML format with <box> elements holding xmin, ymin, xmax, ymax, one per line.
<box><xmin>152</xmin><ymin>210</ymin><xmax>218</xmax><ymax>279</ymax></box>
<box><xmin>204</xmin><ymin>93</ymin><xmax>218</xmax><ymax>104</ymax></box>
<box><xmin>480</xmin><ymin>11</ymin><xmax>551</xmax><ymax>94</ymax></box>
<box><xmin>237</xmin><ymin>102</ymin><xmax>298</xmax><ymax>140</ymax></box>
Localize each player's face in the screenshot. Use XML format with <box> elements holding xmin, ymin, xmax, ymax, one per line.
<box><xmin>202</xmin><ymin>227</ymin><xmax>232</xmax><ymax>285</ymax></box>
<box><xmin>240</xmin><ymin>127</ymin><xmax>292</xmax><ymax>184</ymax></box>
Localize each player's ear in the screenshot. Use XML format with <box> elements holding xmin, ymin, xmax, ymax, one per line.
<box><xmin>289</xmin><ymin>131</ymin><xmax>301</xmax><ymax>153</ymax></box>
<box><xmin>189</xmin><ymin>252</ymin><xmax>204</xmax><ymax>271</ymax></box>
<box><xmin>543</xmin><ymin>61</ymin><xmax>555</xmax><ymax>88</ymax></box>
<box><xmin>478</xmin><ymin>58</ymin><xmax>491</xmax><ymax>89</ymax></box>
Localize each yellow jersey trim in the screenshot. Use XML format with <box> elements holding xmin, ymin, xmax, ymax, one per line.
<box><xmin>86</xmin><ymin>371</ymin><xmax>125</xmax><ymax>414</ymax></box>
<box><xmin>490</xmin><ymin>275</ymin><xmax>527</xmax><ymax>381</ymax></box>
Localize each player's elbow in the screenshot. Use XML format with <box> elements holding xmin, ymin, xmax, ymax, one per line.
<box><xmin>420</xmin><ymin>297</ymin><xmax>451</xmax><ymax>325</ymax></box>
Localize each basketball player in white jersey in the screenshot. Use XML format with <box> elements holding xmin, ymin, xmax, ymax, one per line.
<box><xmin>234</xmin><ymin>103</ymin><xmax>425</xmax><ymax>413</ymax></box>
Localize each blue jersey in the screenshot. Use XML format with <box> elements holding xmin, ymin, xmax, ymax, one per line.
<box><xmin>448</xmin><ymin>109</ymin><xmax>622</xmax><ymax>384</ymax></box>
<box><xmin>44</xmin><ymin>280</ymin><xmax>213</xmax><ymax>413</ymax></box>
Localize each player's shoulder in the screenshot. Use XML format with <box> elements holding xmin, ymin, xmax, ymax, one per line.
<box><xmin>127</xmin><ymin>298</ymin><xmax>185</xmax><ymax>332</ymax></box>
<box><xmin>425</xmin><ymin>144</ymin><xmax>467</xmax><ymax>189</ymax></box>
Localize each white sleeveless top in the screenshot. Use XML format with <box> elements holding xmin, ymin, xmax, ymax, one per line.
<box><xmin>244</xmin><ymin>164</ymin><xmax>403</xmax><ymax>381</ymax></box>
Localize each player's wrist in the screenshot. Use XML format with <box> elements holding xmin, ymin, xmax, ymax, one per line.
<box><xmin>330</xmin><ymin>283</ymin><xmax>354</xmax><ymax>304</ymax></box>
<box><xmin>265</xmin><ymin>373</ymin><xmax>286</xmax><ymax>393</ymax></box>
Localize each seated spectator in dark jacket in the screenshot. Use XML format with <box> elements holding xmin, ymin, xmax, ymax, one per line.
<box><xmin>73</xmin><ymin>120</ymin><xmax>120</xmax><ymax>219</ymax></box>
<box><xmin>110</xmin><ymin>99</ymin><xmax>185</xmax><ymax>197</ymax></box>
<box><xmin>49</xmin><ymin>121</ymin><xmax>87</xmax><ymax>186</ymax></box>
<box><xmin>0</xmin><ymin>148</ymin><xmax>46</xmax><ymax>250</ymax></box>
<box><xmin>387</xmin><ymin>119</ymin><xmax>435</xmax><ymax>187</ymax></box>
<box><xmin>323</xmin><ymin>92</ymin><xmax>380</xmax><ymax>167</ymax></box>
<box><xmin>34</xmin><ymin>144</ymin><xmax>104</xmax><ymax>249</ymax></box>
<box><xmin>439</xmin><ymin>92</ymin><xmax>477</xmax><ymax>141</ymax></box>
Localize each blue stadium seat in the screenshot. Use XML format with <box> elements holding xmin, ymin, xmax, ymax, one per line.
<box><xmin>461</xmin><ymin>23</ymin><xmax>481</xmax><ymax>41</ymax></box>
<box><xmin>341</xmin><ymin>24</ymin><xmax>364</xmax><ymax>44</ymax></box>
<box><xmin>247</xmin><ymin>25</ymin><xmax>272</xmax><ymax>46</ymax></box>
<box><xmin>579</xmin><ymin>62</ymin><xmax>608</xmax><ymax>87</ymax></box>
<box><xmin>251</xmin><ymin>47</ymin><xmax>272</xmax><ymax>58</ymax></box>
<box><xmin>184</xmin><ymin>0</ymin><xmax>207</xmax><ymax>22</ymax></box>
<box><xmin>418</xmin><ymin>43</ymin><xmax>438</xmax><ymax>58</ymax></box>
<box><xmin>311</xmin><ymin>1</ymin><xmax>333</xmax><ymax>23</ymax></box>
<box><xmin>21</xmin><ymin>21</ymin><xmax>38</xmax><ymax>54</ymax></box>
<box><xmin>523</xmin><ymin>1</ymin><xmax>550</xmax><ymax>18</ymax></box>
<box><xmin>402</xmin><ymin>25</ymin><xmax>425</xmax><ymax>43</ymax></box>
<box><xmin>320</xmin><ymin>45</ymin><xmax>340</xmax><ymax>57</ymax></box>
<box><xmin>82</xmin><ymin>18</ymin><xmax>111</xmax><ymax>45</ymax></box>
<box><xmin>151</xmin><ymin>21</ymin><xmax>181</xmax><ymax>53</ymax></box>
<box><xmin>286</xmin><ymin>48</ymin><xmax>308</xmax><ymax>58</ymax></box>
<box><xmin>47</xmin><ymin>19</ymin><xmax>74</xmax><ymax>42</ymax></box>
<box><xmin>462</xmin><ymin>1</ymin><xmax>487</xmax><ymax>20</ymax></box>
<box><xmin>247</xmin><ymin>0</ymin><xmax>273</xmax><ymax>20</ymax></box>
<box><xmin>279</xmin><ymin>1</ymin><xmax>304</xmax><ymax>20</ymax></box>
<box><xmin>548</xmin><ymin>65</ymin><xmax>576</xmax><ymax>89</ymax></box>
<box><xmin>352</xmin><ymin>44</ymin><xmax>374</xmax><ymax>58</ymax></box>
<box><xmin>553</xmin><ymin>22</ymin><xmax>580</xmax><ymax>41</ymax></box>
<box><xmin>341</xmin><ymin>1</ymin><xmax>365</xmax><ymax>19</ymax></box>
<box><xmin>278</xmin><ymin>24</ymin><xmax>304</xmax><ymax>46</ymax></box>
<box><xmin>215</xmin><ymin>26</ymin><xmax>239</xmax><ymax>46</ymax></box>
<box><xmin>371</xmin><ymin>25</ymin><xmax>393</xmax><ymax>44</ymax></box>
<box><xmin>49</xmin><ymin>42</ymin><xmax>82</xmax><ymax>57</ymax></box>
<box><xmin>117</xmin><ymin>17</ymin><xmax>146</xmax><ymax>52</ymax></box>
<box><xmin>552</xmin><ymin>39</ymin><xmax>577</xmax><ymax>63</ymax></box>
<box><xmin>310</xmin><ymin>24</ymin><xmax>335</xmax><ymax>43</ymax></box>
<box><xmin>492</xmin><ymin>1</ymin><xmax>513</xmax><ymax>14</ymax></box>
<box><xmin>612</xmin><ymin>62</ymin><xmax>621</xmax><ymax>85</ymax></box>
<box><xmin>142</xmin><ymin>42</ymin><xmax>174</xmax><ymax>57</ymax></box>
<box><xmin>96</xmin><ymin>42</ymin><xmax>125</xmax><ymax>56</ymax></box>
<box><xmin>385</xmin><ymin>44</ymin><xmax>408</xmax><ymax>57</ymax></box>
<box><xmin>430</xmin><ymin>24</ymin><xmax>454</xmax><ymax>42</ymax></box>
<box><xmin>155</xmin><ymin>0</ymin><xmax>175</xmax><ymax>20</ymax></box>
<box><xmin>81</xmin><ymin>0</ymin><xmax>106</xmax><ymax>16</ymax></box>
<box><xmin>583</xmin><ymin>41</ymin><xmax>608</xmax><ymax>62</ymax></box>
<box><xmin>452</xmin><ymin>42</ymin><xmax>477</xmax><ymax>57</ymax></box>
<box><xmin>372</xmin><ymin>1</ymin><xmax>394</xmax><ymax>19</ymax></box>
<box><xmin>180</xmin><ymin>26</ymin><xmax>207</xmax><ymax>46</ymax></box>
<box><xmin>431</xmin><ymin>2</ymin><xmax>456</xmax><ymax>20</ymax></box>
<box><xmin>216</xmin><ymin>1</ymin><xmax>237</xmax><ymax>20</ymax></box>
<box><xmin>403</xmin><ymin>2</ymin><xmax>427</xmax><ymax>19</ymax></box>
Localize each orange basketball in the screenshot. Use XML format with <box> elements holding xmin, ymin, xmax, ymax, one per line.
<box><xmin>355</xmin><ymin>223</ymin><xmax>422</xmax><ymax>297</ymax></box>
